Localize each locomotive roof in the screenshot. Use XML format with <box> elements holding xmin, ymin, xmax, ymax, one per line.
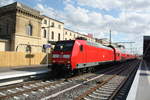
<box><xmin>55</xmin><ymin>40</ymin><xmax>113</xmax><ymax>50</ymax></box>
<box><xmin>86</xmin><ymin>41</ymin><xmax>112</xmax><ymax>50</ymax></box>
<box><xmin>56</xmin><ymin>40</ymin><xmax>74</xmax><ymax>43</ymax></box>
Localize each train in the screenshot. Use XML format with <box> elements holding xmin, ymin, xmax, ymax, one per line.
<box><xmin>50</xmin><ymin>39</ymin><xmax>137</xmax><ymax>75</ymax></box>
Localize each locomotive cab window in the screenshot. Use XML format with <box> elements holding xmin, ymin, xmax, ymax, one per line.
<box><xmin>54</xmin><ymin>41</ymin><xmax>74</xmax><ymax>51</ymax></box>
<box><xmin>80</xmin><ymin>45</ymin><xmax>83</xmax><ymax>51</ymax></box>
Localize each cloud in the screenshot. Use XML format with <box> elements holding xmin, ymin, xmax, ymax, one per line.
<box><xmin>35</xmin><ymin>1</ymin><xmax>148</xmax><ymax>54</ymax></box>
<box><xmin>63</xmin><ymin>3</ymin><xmax>150</xmax><ymax>35</ymax></box>
<box><xmin>0</xmin><ymin>0</ymin><xmax>15</xmax><ymax>7</ymax></box>
<box><xmin>35</xmin><ymin>1</ymin><xmax>150</xmax><ymax>36</ymax></box>
<box><xmin>77</xmin><ymin>0</ymin><xmax>150</xmax><ymax>12</ymax></box>
<box><xmin>77</xmin><ymin>0</ymin><xmax>122</xmax><ymax>11</ymax></box>
<box><xmin>35</xmin><ymin>3</ymin><xmax>59</xmax><ymax>19</ymax></box>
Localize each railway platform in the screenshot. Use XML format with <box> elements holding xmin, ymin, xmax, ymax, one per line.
<box><xmin>127</xmin><ymin>60</ymin><xmax>150</xmax><ymax>100</ymax></box>
<box><xmin>0</xmin><ymin>65</ymin><xmax>51</xmax><ymax>86</ymax></box>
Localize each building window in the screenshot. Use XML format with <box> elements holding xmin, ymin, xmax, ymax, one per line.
<box><xmin>6</xmin><ymin>23</ymin><xmax>9</xmax><ymax>35</ymax></box>
<box><xmin>70</xmin><ymin>32</ymin><xmax>72</xmax><ymax>36</ymax></box>
<box><xmin>44</xmin><ymin>20</ymin><xmax>47</xmax><ymax>24</ymax></box>
<box><xmin>51</xmin><ymin>22</ymin><xmax>54</xmax><ymax>27</ymax></box>
<box><xmin>51</xmin><ymin>31</ymin><xmax>54</xmax><ymax>40</ymax></box>
<box><xmin>43</xmin><ymin>29</ymin><xmax>47</xmax><ymax>38</ymax></box>
<box><xmin>58</xmin><ymin>33</ymin><xmax>60</xmax><ymax>41</ymax></box>
<box><xmin>65</xmin><ymin>38</ymin><xmax>67</xmax><ymax>40</ymax></box>
<box><xmin>0</xmin><ymin>25</ymin><xmax>2</xmax><ymax>33</ymax></box>
<box><xmin>58</xmin><ymin>25</ymin><xmax>61</xmax><ymax>29</ymax></box>
<box><xmin>74</xmin><ymin>34</ymin><xmax>76</xmax><ymax>38</ymax></box>
<box><xmin>65</xmin><ymin>32</ymin><xmax>67</xmax><ymax>35</ymax></box>
<box><xmin>26</xmin><ymin>24</ymin><xmax>32</xmax><ymax>36</ymax></box>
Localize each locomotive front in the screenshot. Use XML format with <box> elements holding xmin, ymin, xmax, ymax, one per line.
<box><xmin>51</xmin><ymin>40</ymin><xmax>75</xmax><ymax>71</ymax></box>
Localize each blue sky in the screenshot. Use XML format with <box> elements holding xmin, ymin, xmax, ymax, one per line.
<box><xmin>1</xmin><ymin>0</ymin><xmax>149</xmax><ymax>54</ymax></box>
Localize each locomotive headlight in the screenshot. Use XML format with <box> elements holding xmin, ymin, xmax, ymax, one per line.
<box><xmin>52</xmin><ymin>54</ymin><xmax>59</xmax><ymax>58</ymax></box>
<box><xmin>67</xmin><ymin>61</ymin><xmax>70</xmax><ymax>63</ymax></box>
<box><xmin>63</xmin><ymin>55</ymin><xmax>70</xmax><ymax>58</ymax></box>
<box><xmin>52</xmin><ymin>60</ymin><xmax>56</xmax><ymax>63</ymax></box>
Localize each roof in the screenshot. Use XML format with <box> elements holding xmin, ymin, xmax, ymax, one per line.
<box><xmin>144</xmin><ymin>36</ymin><xmax>150</xmax><ymax>40</ymax></box>
<box><xmin>64</xmin><ymin>28</ymin><xmax>77</xmax><ymax>33</ymax></box>
<box><xmin>42</xmin><ymin>15</ymin><xmax>64</xmax><ymax>24</ymax></box>
<box><xmin>0</xmin><ymin>2</ymin><xmax>42</xmax><ymax>19</ymax></box>
<box><xmin>0</xmin><ymin>2</ymin><xmax>40</xmax><ymax>15</ymax></box>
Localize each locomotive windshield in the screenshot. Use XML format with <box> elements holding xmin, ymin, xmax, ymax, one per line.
<box><xmin>54</xmin><ymin>41</ymin><xmax>75</xmax><ymax>51</ymax></box>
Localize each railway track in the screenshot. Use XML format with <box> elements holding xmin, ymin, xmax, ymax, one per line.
<box><xmin>42</xmin><ymin>60</ymin><xmax>139</xmax><ymax>100</ymax></box>
<box><xmin>0</xmin><ymin>64</ymin><xmax>116</xmax><ymax>100</ymax></box>
<box><xmin>74</xmin><ymin>60</ymin><xmax>140</xmax><ymax>100</ymax></box>
<box><xmin>0</xmin><ymin>60</ymin><xmax>139</xmax><ymax>100</ymax></box>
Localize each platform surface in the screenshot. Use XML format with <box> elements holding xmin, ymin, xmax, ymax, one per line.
<box><xmin>0</xmin><ymin>65</ymin><xmax>50</xmax><ymax>80</ymax></box>
<box><xmin>127</xmin><ymin>60</ymin><xmax>150</xmax><ymax>100</ymax></box>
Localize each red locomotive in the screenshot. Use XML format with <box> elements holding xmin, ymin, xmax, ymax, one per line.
<box><xmin>51</xmin><ymin>39</ymin><xmax>136</xmax><ymax>74</ymax></box>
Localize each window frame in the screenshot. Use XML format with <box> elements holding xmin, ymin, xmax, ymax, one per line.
<box><xmin>51</xmin><ymin>22</ymin><xmax>54</xmax><ymax>27</ymax></box>
<box><xmin>51</xmin><ymin>31</ymin><xmax>54</xmax><ymax>40</ymax></box>
<box><xmin>44</xmin><ymin>20</ymin><xmax>47</xmax><ymax>24</ymax></box>
<box><xmin>58</xmin><ymin>25</ymin><xmax>61</xmax><ymax>29</ymax></box>
<box><xmin>43</xmin><ymin>29</ymin><xmax>47</xmax><ymax>38</ymax></box>
<box><xmin>26</xmin><ymin>24</ymin><xmax>33</xmax><ymax>36</ymax></box>
<box><xmin>58</xmin><ymin>33</ymin><xmax>61</xmax><ymax>41</ymax></box>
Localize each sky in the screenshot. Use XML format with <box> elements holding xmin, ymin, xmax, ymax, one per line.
<box><xmin>0</xmin><ymin>0</ymin><xmax>149</xmax><ymax>54</ymax></box>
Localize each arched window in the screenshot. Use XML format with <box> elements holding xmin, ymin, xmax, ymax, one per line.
<box><xmin>51</xmin><ymin>31</ymin><xmax>54</xmax><ymax>40</ymax></box>
<box><xmin>26</xmin><ymin>24</ymin><xmax>32</xmax><ymax>36</ymax></box>
<box><xmin>44</xmin><ymin>29</ymin><xmax>47</xmax><ymax>38</ymax></box>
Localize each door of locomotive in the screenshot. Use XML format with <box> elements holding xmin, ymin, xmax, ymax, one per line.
<box><xmin>79</xmin><ymin>44</ymin><xmax>86</xmax><ymax>63</ymax></box>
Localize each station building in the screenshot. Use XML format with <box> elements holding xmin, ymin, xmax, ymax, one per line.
<box><xmin>0</xmin><ymin>2</ymin><xmax>43</xmax><ymax>52</ymax></box>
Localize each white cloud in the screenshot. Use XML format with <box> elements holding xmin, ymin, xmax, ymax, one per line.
<box><xmin>35</xmin><ymin>1</ymin><xmax>149</xmax><ymax>54</ymax></box>
<box><xmin>77</xmin><ymin>0</ymin><xmax>150</xmax><ymax>12</ymax></box>
<box><xmin>35</xmin><ymin>3</ymin><xmax>59</xmax><ymax>19</ymax></box>
<box><xmin>77</xmin><ymin>0</ymin><xmax>122</xmax><ymax>11</ymax></box>
<box><xmin>0</xmin><ymin>0</ymin><xmax>15</xmax><ymax>7</ymax></box>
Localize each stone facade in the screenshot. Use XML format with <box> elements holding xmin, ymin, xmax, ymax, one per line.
<box><xmin>0</xmin><ymin>2</ymin><xmax>43</xmax><ymax>52</ymax></box>
<box><xmin>64</xmin><ymin>28</ymin><xmax>96</xmax><ymax>42</ymax></box>
<box><xmin>64</xmin><ymin>28</ymin><xmax>78</xmax><ymax>40</ymax></box>
<box><xmin>41</xmin><ymin>15</ymin><xmax>64</xmax><ymax>42</ymax></box>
